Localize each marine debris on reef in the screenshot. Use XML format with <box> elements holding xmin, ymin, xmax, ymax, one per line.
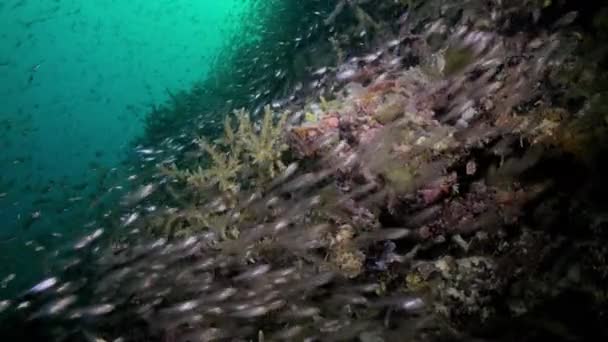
<box><xmin>3</xmin><ymin>1</ymin><xmax>608</xmax><ymax>341</ymax></box>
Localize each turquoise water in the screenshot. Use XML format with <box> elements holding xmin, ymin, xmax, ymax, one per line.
<box><xmin>1</xmin><ymin>0</ymin><xmax>250</xmax><ymax>183</ymax></box>
<box><xmin>1</xmin><ymin>0</ymin><xmax>333</xmax><ymax>299</ymax></box>
<box><xmin>0</xmin><ymin>0</ymin><xmax>261</xmax><ymax>292</ymax></box>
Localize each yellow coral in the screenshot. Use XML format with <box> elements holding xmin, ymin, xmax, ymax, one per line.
<box><xmin>327</xmin><ymin>225</ymin><xmax>365</xmax><ymax>278</ymax></box>
<box><xmin>155</xmin><ymin>107</ymin><xmax>290</xmax><ymax>239</ymax></box>
<box><xmin>236</xmin><ymin>105</ymin><xmax>289</xmax><ymax>180</ymax></box>
<box><xmin>195</xmin><ymin>138</ymin><xmax>242</xmax><ymax>193</ymax></box>
<box><xmin>405</xmin><ymin>272</ymin><xmax>427</xmax><ymax>291</ymax></box>
<box><xmin>332</xmin><ymin>247</ymin><xmax>365</xmax><ymax>278</ymax></box>
<box><xmin>161</xmin><ymin>106</ymin><xmax>289</xmax><ymax>193</ymax></box>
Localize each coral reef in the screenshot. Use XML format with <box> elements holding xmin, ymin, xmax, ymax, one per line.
<box><xmin>234</xmin><ymin>106</ymin><xmax>289</xmax><ymax>181</ymax></box>
<box><xmin>130</xmin><ymin>4</ymin><xmax>608</xmax><ymax>338</ymax></box>
<box><xmin>160</xmin><ymin>105</ymin><xmax>288</xmax><ymax>194</ymax></box>
<box><xmin>150</xmin><ymin>106</ymin><xmax>288</xmax><ymax>239</ymax></box>
<box><xmin>5</xmin><ymin>2</ymin><xmax>608</xmax><ymax>342</ymax></box>
<box><xmin>271</xmin><ymin>2</ymin><xmax>608</xmax><ymax>338</ymax></box>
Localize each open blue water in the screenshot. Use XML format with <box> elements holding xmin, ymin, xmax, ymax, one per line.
<box><xmin>0</xmin><ymin>0</ymin><xmax>262</xmax><ymax>293</ymax></box>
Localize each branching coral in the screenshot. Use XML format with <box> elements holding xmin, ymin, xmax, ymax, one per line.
<box><xmin>161</xmin><ymin>106</ymin><xmax>289</xmax><ymax>193</ymax></box>
<box><xmin>235</xmin><ymin>106</ymin><xmax>289</xmax><ymax>180</ymax></box>
<box><xmin>154</xmin><ymin>106</ymin><xmax>290</xmax><ymax>239</ymax></box>
<box><xmin>194</xmin><ymin>137</ymin><xmax>242</xmax><ymax>193</ymax></box>
<box><xmin>159</xmin><ymin>164</ymin><xmax>209</xmax><ymax>191</ymax></box>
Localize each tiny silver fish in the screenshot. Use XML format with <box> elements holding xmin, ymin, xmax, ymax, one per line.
<box><xmin>28</xmin><ymin>277</ymin><xmax>58</xmax><ymax>294</ymax></box>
